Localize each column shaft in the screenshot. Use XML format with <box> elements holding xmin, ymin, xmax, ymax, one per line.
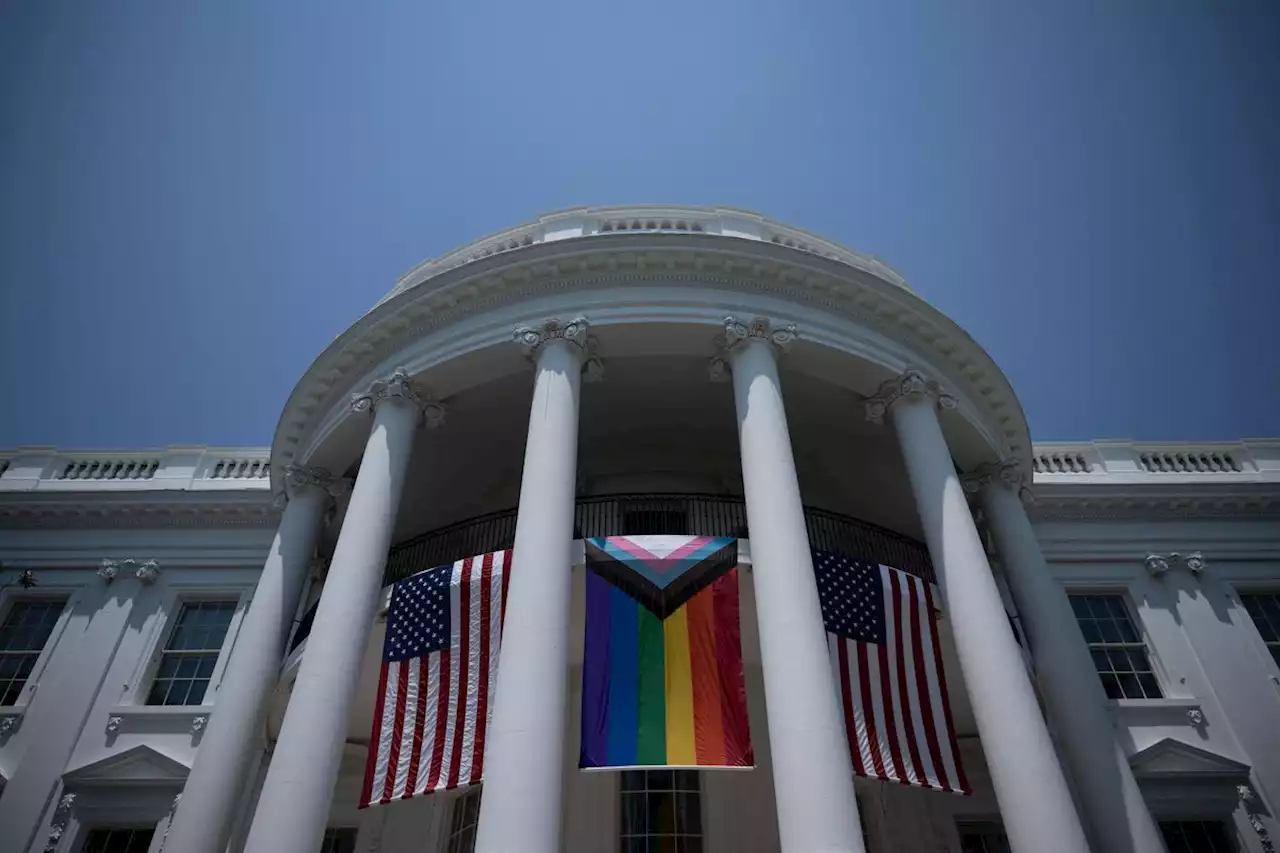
<box><xmin>474</xmin><ymin>338</ymin><xmax>583</xmax><ymax>853</ymax></box>
<box><xmin>731</xmin><ymin>337</ymin><xmax>866</xmax><ymax>853</ymax></box>
<box><xmin>981</xmin><ymin>480</ymin><xmax>1166</xmax><ymax>853</ymax></box>
<box><xmin>166</xmin><ymin>483</ymin><xmax>329</xmax><ymax>853</ymax></box>
<box><xmin>242</xmin><ymin>399</ymin><xmax>419</xmax><ymax>853</ymax></box>
<box><xmin>890</xmin><ymin>397</ymin><xmax>1090</xmax><ymax>853</ymax></box>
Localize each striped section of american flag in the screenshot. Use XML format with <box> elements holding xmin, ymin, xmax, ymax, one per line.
<box><xmin>359</xmin><ymin>550</ymin><xmax>509</xmax><ymax>807</ymax></box>
<box><xmin>815</xmin><ymin>551</ymin><xmax>970</xmax><ymax>794</ymax></box>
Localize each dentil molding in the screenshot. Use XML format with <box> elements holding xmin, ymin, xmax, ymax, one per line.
<box><xmin>350</xmin><ymin>367</ymin><xmax>446</xmax><ymax>429</ymax></box>
<box><xmin>269</xmin><ymin>234</ymin><xmax>1033</xmax><ymax>480</ymax></box>
<box><xmin>863</xmin><ymin>368</ymin><xmax>958</xmax><ymax>425</ymax></box>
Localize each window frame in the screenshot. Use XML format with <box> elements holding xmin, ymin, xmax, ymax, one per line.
<box><xmin>955</xmin><ymin>819</ymin><xmax>1011</xmax><ymax>853</ymax></box>
<box><xmin>319</xmin><ymin>826</ymin><xmax>359</xmax><ymax>853</ymax></box>
<box><xmin>0</xmin><ymin>586</ymin><xmax>76</xmax><ymax>710</ymax></box>
<box><xmin>1233</xmin><ymin>588</ymin><xmax>1280</xmax><ymax>677</ymax></box>
<box><xmin>618</xmin><ymin>768</ymin><xmax>703</xmax><ymax>852</ymax></box>
<box><xmin>1066</xmin><ymin>589</ymin><xmax>1167</xmax><ymax>701</ymax></box>
<box><xmin>443</xmin><ymin>786</ymin><xmax>482</xmax><ymax>853</ymax></box>
<box><xmin>1157</xmin><ymin>818</ymin><xmax>1240</xmax><ymax>853</ymax></box>
<box><xmin>127</xmin><ymin>585</ymin><xmax>250</xmax><ymax>708</ymax></box>
<box><xmin>77</xmin><ymin>826</ymin><xmax>157</xmax><ymax>853</ymax></box>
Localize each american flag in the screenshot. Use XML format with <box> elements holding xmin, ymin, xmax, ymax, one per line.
<box><xmin>815</xmin><ymin>551</ymin><xmax>970</xmax><ymax>794</ymax></box>
<box><xmin>360</xmin><ymin>550</ymin><xmax>509</xmax><ymax>807</ymax></box>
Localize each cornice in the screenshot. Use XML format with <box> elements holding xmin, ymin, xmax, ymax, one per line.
<box><xmin>1029</xmin><ymin>486</ymin><xmax>1280</xmax><ymax>522</ymax></box>
<box><xmin>0</xmin><ymin>492</ymin><xmax>280</xmax><ymax>530</ymax></box>
<box><xmin>271</xmin><ymin>233</ymin><xmax>1032</xmax><ymax>480</ymax></box>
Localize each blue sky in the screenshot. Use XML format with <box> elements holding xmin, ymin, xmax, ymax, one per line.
<box><xmin>2</xmin><ymin>0</ymin><xmax>1277</xmax><ymax>448</ymax></box>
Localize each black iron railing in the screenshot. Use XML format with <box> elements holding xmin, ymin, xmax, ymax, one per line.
<box><xmin>289</xmin><ymin>494</ymin><xmax>932</xmax><ymax>653</ymax></box>
<box><xmin>383</xmin><ymin>493</ymin><xmax>932</xmax><ymax>584</ymax></box>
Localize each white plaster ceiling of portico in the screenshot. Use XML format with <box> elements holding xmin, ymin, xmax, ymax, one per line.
<box><xmin>272</xmin><ymin>225</ymin><xmax>1033</xmax><ymax>495</ymax></box>
<box><xmin>350</xmin><ymin>352</ymin><xmax>924</xmax><ymax>550</ymax></box>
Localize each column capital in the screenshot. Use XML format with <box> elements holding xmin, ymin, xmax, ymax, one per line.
<box><xmin>709</xmin><ymin>316</ymin><xmax>797</xmax><ymax>380</ymax></box>
<box><xmin>282</xmin><ymin>465</ymin><xmax>350</xmax><ymax>502</ymax></box>
<box><xmin>513</xmin><ymin>317</ymin><xmax>603</xmax><ymax>380</ymax></box>
<box><xmin>350</xmin><ymin>368</ymin><xmax>446</xmax><ymax>428</ymax></box>
<box><xmin>863</xmin><ymin>368</ymin><xmax>957</xmax><ymax>424</ymax></box>
<box><xmin>962</xmin><ymin>459</ymin><xmax>1033</xmax><ymax>503</ymax></box>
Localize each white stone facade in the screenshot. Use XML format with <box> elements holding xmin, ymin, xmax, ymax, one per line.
<box><xmin>0</xmin><ymin>207</ymin><xmax>1277</xmax><ymax>853</ymax></box>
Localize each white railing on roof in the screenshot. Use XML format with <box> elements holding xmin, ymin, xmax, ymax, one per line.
<box><xmin>0</xmin><ymin>447</ymin><xmax>273</xmax><ymax>492</ymax></box>
<box><xmin>1031</xmin><ymin>440</ymin><xmax>1280</xmax><ymax>483</ymax></box>
<box><xmin>383</xmin><ymin>205</ymin><xmax>910</xmax><ymax>303</ymax></box>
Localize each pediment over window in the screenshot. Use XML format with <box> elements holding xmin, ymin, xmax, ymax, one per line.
<box><xmin>1130</xmin><ymin>738</ymin><xmax>1250</xmax><ymax>780</ymax></box>
<box><xmin>63</xmin><ymin>745</ymin><xmax>189</xmax><ymax>786</ymax></box>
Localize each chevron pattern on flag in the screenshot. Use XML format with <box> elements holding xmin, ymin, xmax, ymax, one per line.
<box><xmin>359</xmin><ymin>550</ymin><xmax>509</xmax><ymax>807</ymax></box>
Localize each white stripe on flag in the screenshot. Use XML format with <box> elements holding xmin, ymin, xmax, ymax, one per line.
<box><xmin>415</xmin><ymin>642</ymin><xmax>442</xmax><ymax>796</ymax></box>
<box><xmin>897</xmin><ymin>572</ymin><xmax>939</xmax><ymax>789</ymax></box>
<box><xmin>458</xmin><ymin>556</ymin><xmax>484</xmax><ymax>784</ymax></box>
<box><xmin>913</xmin><ymin>573</ymin><xmax>962</xmax><ymax>792</ymax></box>
<box><xmin>881</xmin><ymin>567</ymin><xmax>916</xmax><ymax>785</ymax></box>
<box><xmin>392</xmin><ymin>656</ymin><xmax>421</xmax><ymax>800</ymax></box>
<box><xmin>863</xmin><ymin>632</ymin><xmax>894</xmax><ymax>781</ymax></box>
<box><xmin>438</xmin><ymin>559</ymin><xmax>464</xmax><ymax>787</ymax></box>
<box><xmin>375</xmin><ymin>661</ymin><xmax>400</xmax><ymax>801</ymax></box>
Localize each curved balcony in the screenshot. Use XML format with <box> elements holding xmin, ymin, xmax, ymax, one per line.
<box><xmin>288</xmin><ymin>494</ymin><xmax>932</xmax><ymax>653</ymax></box>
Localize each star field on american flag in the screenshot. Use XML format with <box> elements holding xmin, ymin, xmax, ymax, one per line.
<box><xmin>385</xmin><ymin>564</ymin><xmax>451</xmax><ymax>662</ymax></box>
<box><xmin>814</xmin><ymin>551</ymin><xmax>886</xmax><ymax>644</ymax></box>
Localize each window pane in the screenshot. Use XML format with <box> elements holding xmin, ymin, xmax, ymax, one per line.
<box><xmin>622</xmin><ymin>794</ymin><xmax>647</xmax><ymax>835</ymax></box>
<box><xmin>648</xmin><ymin>792</ymin><xmax>676</xmax><ymax>835</ymax></box>
<box><xmin>1159</xmin><ymin>820</ymin><xmax>1234</xmax><ymax>853</ymax></box>
<box><xmin>676</xmin><ymin>792</ymin><xmax>701</xmax><ymax>834</ymax></box>
<box><xmin>82</xmin><ymin>828</ymin><xmax>156</xmax><ymax>853</ymax></box>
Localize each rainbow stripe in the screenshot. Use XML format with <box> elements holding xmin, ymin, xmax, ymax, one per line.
<box><xmin>580</xmin><ymin>566</ymin><xmax>753</xmax><ymax>768</ymax></box>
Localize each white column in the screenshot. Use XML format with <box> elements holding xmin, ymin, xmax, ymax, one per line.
<box><xmin>166</xmin><ymin>466</ymin><xmax>343</xmax><ymax>853</ymax></box>
<box><xmin>717</xmin><ymin>317</ymin><xmax>867</xmax><ymax>853</ymax></box>
<box><xmin>968</xmin><ymin>462</ymin><xmax>1166</xmax><ymax>853</ymax></box>
<box><xmin>868</xmin><ymin>370</ymin><xmax>1091</xmax><ymax>853</ymax></box>
<box><xmin>474</xmin><ymin>317</ymin><xmax>591</xmax><ymax>853</ymax></box>
<box><xmin>242</xmin><ymin>369</ymin><xmax>439</xmax><ymax>853</ymax></box>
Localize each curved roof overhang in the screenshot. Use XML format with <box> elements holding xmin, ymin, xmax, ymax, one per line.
<box><xmin>269</xmin><ymin>230</ymin><xmax>1033</xmax><ymax>495</ymax></box>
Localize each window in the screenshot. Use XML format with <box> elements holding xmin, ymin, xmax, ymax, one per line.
<box><xmin>620</xmin><ymin>769</ymin><xmax>702</xmax><ymax>853</ymax></box>
<box><xmin>1069</xmin><ymin>594</ymin><xmax>1162</xmax><ymax>699</ymax></box>
<box><xmin>319</xmin><ymin>827</ymin><xmax>357</xmax><ymax>853</ymax></box>
<box><xmin>1240</xmin><ymin>593</ymin><xmax>1280</xmax><ymax>668</ymax></box>
<box><xmin>146</xmin><ymin>600</ymin><xmax>237</xmax><ymax>706</ymax></box>
<box><xmin>957</xmin><ymin>821</ymin><xmax>1010</xmax><ymax>853</ymax></box>
<box><xmin>447</xmin><ymin>787</ymin><xmax>482</xmax><ymax>853</ymax></box>
<box><xmin>1159</xmin><ymin>820</ymin><xmax>1235</xmax><ymax>853</ymax></box>
<box><xmin>81</xmin><ymin>828</ymin><xmax>155</xmax><ymax>853</ymax></box>
<box><xmin>0</xmin><ymin>598</ymin><xmax>67</xmax><ymax>705</ymax></box>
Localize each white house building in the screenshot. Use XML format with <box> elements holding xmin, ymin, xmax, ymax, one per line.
<box><xmin>0</xmin><ymin>206</ymin><xmax>1278</xmax><ymax>853</ymax></box>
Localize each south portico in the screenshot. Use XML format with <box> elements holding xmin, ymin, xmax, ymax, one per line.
<box><xmin>163</xmin><ymin>316</ymin><xmax>1163</xmax><ymax>853</ymax></box>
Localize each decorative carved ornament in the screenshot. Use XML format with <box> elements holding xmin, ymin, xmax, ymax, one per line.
<box><xmin>0</xmin><ymin>715</ymin><xmax>17</xmax><ymax>736</ymax></box>
<box><xmin>961</xmin><ymin>459</ymin><xmax>1034</xmax><ymax>503</ymax></box>
<box><xmin>98</xmin><ymin>558</ymin><xmax>160</xmax><ymax>585</ymax></box>
<box><xmin>350</xmin><ymin>368</ymin><xmax>446</xmax><ymax>428</ymax></box>
<box><xmin>1144</xmin><ymin>552</ymin><xmax>1207</xmax><ymax>580</ymax></box>
<box><xmin>283</xmin><ymin>465</ymin><xmax>349</xmax><ymax>500</ymax></box>
<box><xmin>105</xmin><ymin>715</ymin><xmax>123</xmax><ymax>734</ymax></box>
<box><xmin>709</xmin><ymin>316</ymin><xmax>798</xmax><ymax>381</ymax></box>
<box><xmin>44</xmin><ymin>793</ymin><xmax>76</xmax><ymax>853</ymax></box>
<box><xmin>863</xmin><ymin>368</ymin><xmax>958</xmax><ymax>425</ymax></box>
<box><xmin>1185</xmin><ymin>707</ymin><xmax>1205</xmax><ymax>726</ymax></box>
<box><xmin>190</xmin><ymin>715</ymin><xmax>208</xmax><ymax>734</ymax></box>
<box><xmin>1239</xmin><ymin>784</ymin><xmax>1276</xmax><ymax>853</ymax></box>
<box><xmin>513</xmin><ymin>316</ymin><xmax>604</xmax><ymax>381</ymax></box>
